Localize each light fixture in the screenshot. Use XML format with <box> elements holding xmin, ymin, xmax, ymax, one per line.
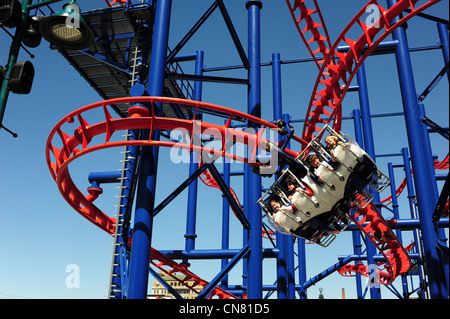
<box><xmin>22</xmin><ymin>16</ymin><xmax>42</xmax><ymax>48</ymax></box>
<box><xmin>38</xmin><ymin>0</ymin><xmax>94</xmax><ymax>50</ymax></box>
<box><xmin>0</xmin><ymin>0</ymin><xmax>22</xmax><ymax>28</ymax></box>
<box><xmin>8</xmin><ymin>61</ymin><xmax>35</xmax><ymax>94</ymax></box>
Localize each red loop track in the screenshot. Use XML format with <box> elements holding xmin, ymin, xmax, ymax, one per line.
<box><xmin>45</xmin><ymin>96</ymin><xmax>306</xmax><ymax>299</ymax></box>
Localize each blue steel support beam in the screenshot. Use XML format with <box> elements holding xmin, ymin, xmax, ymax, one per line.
<box><xmin>185</xmin><ymin>50</ymin><xmax>204</xmax><ymax>264</ymax></box>
<box><xmin>401</xmin><ymin>148</ymin><xmax>417</xmax><ymax>218</ymax></box>
<box><xmin>245</xmin><ymin>0</ymin><xmax>263</xmax><ymax>299</ymax></box>
<box><xmin>388</xmin><ymin>0</ymin><xmax>448</xmax><ymax>299</ymax></box>
<box><xmin>206</xmin><ymin>163</ymin><xmax>250</xmax><ymax>229</ymax></box>
<box><xmin>301</xmin><ymin>255</ymin><xmax>355</xmax><ymax>291</ymax></box>
<box><xmin>153</xmin><ymin>164</ymin><xmax>208</xmax><ymax>216</ymax></box>
<box><xmin>196</xmin><ymin>244</ymin><xmax>250</xmax><ymax>299</ymax></box>
<box><xmin>351</xmin><ymin>109</ymin><xmax>365</xmax><ymax>300</ymax></box>
<box><xmin>88</xmin><ymin>171</ymin><xmax>122</xmax><ymax>184</ymax></box>
<box><xmin>388</xmin><ymin>163</ymin><xmax>409</xmax><ymax>298</ymax></box>
<box><xmin>158</xmin><ymin>248</ymin><xmax>278</xmax><ymax>260</ymax></box>
<box><xmin>420</xmin><ymin>104</ymin><xmax>450</xmax><ymax>289</ymax></box>
<box><xmin>352</xmin><ymin>101</ymin><xmax>381</xmax><ymax>300</ymax></box>
<box><xmin>350</xmin><ymin>111</ymin><xmax>365</xmax><ymax>299</ymax></box>
<box><xmin>297</xmin><ymin>237</ymin><xmax>307</xmax><ymax>299</ymax></box>
<box><xmin>271</xmin><ymin>52</ymin><xmax>288</xmax><ymax>300</ymax></box>
<box><xmin>167</xmin><ymin>2</ymin><xmax>218</xmax><ymax>63</ymax></box>
<box><xmin>437</xmin><ymin>23</ymin><xmax>449</xmax><ymax>81</ymax></box>
<box><xmin>418</xmin><ymin>104</ymin><xmax>440</xmax><ymax>206</ymax></box>
<box><xmin>344</xmin><ymin>218</ymin><xmax>449</xmax><ymax>231</ymax></box>
<box><xmin>402</xmin><ymin>147</ymin><xmax>428</xmax><ymax>295</ymax></box>
<box><xmin>282</xmin><ymin>114</ymin><xmax>296</xmax><ymax>300</ymax></box>
<box><xmin>165</xmin><ymin>73</ymin><xmax>249</xmax><ymax>85</ymax></box>
<box><xmin>221</xmin><ymin>156</ymin><xmax>231</xmax><ymax>289</ymax></box>
<box><xmin>127</xmin><ymin>0</ymin><xmax>172</xmax><ymax>299</ymax></box>
<box><xmin>217</xmin><ymin>0</ymin><xmax>250</xmax><ymax>70</ymax></box>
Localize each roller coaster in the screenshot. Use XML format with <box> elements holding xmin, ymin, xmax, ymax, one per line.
<box><xmin>2</xmin><ymin>0</ymin><xmax>448</xmax><ymax>299</ymax></box>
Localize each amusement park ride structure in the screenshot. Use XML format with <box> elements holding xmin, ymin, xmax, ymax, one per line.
<box><xmin>1</xmin><ymin>0</ymin><xmax>449</xmax><ymax>299</ymax></box>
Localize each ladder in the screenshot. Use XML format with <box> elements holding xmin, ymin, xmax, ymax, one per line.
<box><xmin>108</xmin><ymin>130</ymin><xmax>140</xmax><ymax>299</ymax></box>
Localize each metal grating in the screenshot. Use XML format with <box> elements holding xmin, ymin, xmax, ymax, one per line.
<box><xmin>55</xmin><ymin>4</ymin><xmax>193</xmax><ymax>119</ymax></box>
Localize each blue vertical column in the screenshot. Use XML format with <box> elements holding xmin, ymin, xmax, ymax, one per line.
<box><xmin>351</xmin><ymin>109</ymin><xmax>364</xmax><ymax>299</ymax></box>
<box><xmin>402</xmin><ymin>147</ymin><xmax>427</xmax><ymax>296</ymax></box>
<box><xmin>245</xmin><ymin>0</ymin><xmax>263</xmax><ymax>299</ymax></box>
<box><xmin>221</xmin><ymin>156</ymin><xmax>231</xmax><ymax>290</ymax></box>
<box><xmin>127</xmin><ymin>0</ymin><xmax>172</xmax><ymax>299</ymax></box>
<box><xmin>352</xmin><ymin>108</ymin><xmax>379</xmax><ymax>299</ymax></box>
<box><xmin>185</xmin><ymin>50</ymin><xmax>204</xmax><ymax>262</ymax></box>
<box><xmin>283</xmin><ymin>114</ymin><xmax>296</xmax><ymax>299</ymax></box>
<box><xmin>355</xmin><ymin>65</ymin><xmax>381</xmax><ymax>299</ymax></box>
<box><xmin>418</xmin><ymin>104</ymin><xmax>439</xmax><ymax>203</ymax></box>
<box><xmin>387</xmin><ymin>162</ymin><xmax>409</xmax><ymax>298</ymax></box>
<box><xmin>419</xmin><ymin>103</ymin><xmax>450</xmax><ymax>287</ymax></box>
<box><xmin>388</xmin><ymin>0</ymin><xmax>448</xmax><ymax>299</ymax></box>
<box><xmin>297</xmin><ymin>237</ymin><xmax>307</xmax><ymax>299</ymax></box>
<box><xmin>271</xmin><ymin>52</ymin><xmax>288</xmax><ymax>299</ymax></box>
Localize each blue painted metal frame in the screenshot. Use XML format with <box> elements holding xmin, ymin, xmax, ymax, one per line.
<box><xmin>153</xmin><ymin>164</ymin><xmax>209</xmax><ymax>216</ymax></box>
<box><xmin>185</xmin><ymin>50</ymin><xmax>204</xmax><ymax>265</ymax></box>
<box><xmin>196</xmin><ymin>244</ymin><xmax>250</xmax><ymax>299</ymax></box>
<box><xmin>388</xmin><ymin>0</ymin><xmax>448</xmax><ymax>299</ymax></box>
<box><xmin>109</xmin><ymin>129</ymin><xmax>140</xmax><ymax>299</ymax></box>
<box><xmin>98</xmin><ymin>0</ymin><xmax>449</xmax><ymax>300</ymax></box>
<box><xmin>356</xmin><ymin>63</ymin><xmax>382</xmax><ymax>299</ymax></box>
<box><xmin>388</xmin><ymin>162</ymin><xmax>409</xmax><ymax>298</ymax></box>
<box><xmin>245</xmin><ymin>0</ymin><xmax>263</xmax><ymax>299</ymax></box>
<box><xmin>127</xmin><ymin>0</ymin><xmax>172</xmax><ymax>299</ymax></box>
<box><xmin>271</xmin><ymin>52</ymin><xmax>289</xmax><ymax>300</ymax></box>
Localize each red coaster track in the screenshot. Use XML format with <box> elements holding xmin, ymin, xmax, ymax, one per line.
<box><xmin>45</xmin><ymin>96</ymin><xmax>305</xmax><ymax>299</ymax></box>
<box><xmin>288</xmin><ymin>0</ymin><xmax>442</xmax><ymax>142</ymax></box>
<box><xmin>286</xmin><ymin>0</ymin><xmax>443</xmax><ymax>285</ymax></box>
<box><xmin>45</xmin><ymin>0</ymin><xmax>443</xmax><ymax>297</ymax></box>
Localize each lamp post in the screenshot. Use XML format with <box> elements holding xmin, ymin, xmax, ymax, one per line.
<box><xmin>0</xmin><ymin>0</ymin><xmax>32</xmax><ymax>133</ymax></box>
<box><xmin>0</xmin><ymin>0</ymin><xmax>93</xmax><ymax>135</ymax></box>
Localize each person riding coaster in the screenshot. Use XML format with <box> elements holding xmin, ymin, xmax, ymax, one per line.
<box><xmin>258</xmin><ymin>169</ymin><xmax>351</xmax><ymax>247</ymax></box>
<box><xmin>257</xmin><ymin>124</ymin><xmax>390</xmax><ymax>246</ymax></box>
<box><xmin>295</xmin><ymin>124</ymin><xmax>390</xmax><ymax>207</ymax></box>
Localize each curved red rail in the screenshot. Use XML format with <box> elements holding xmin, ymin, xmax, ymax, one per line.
<box><xmin>46</xmin><ymin>96</ymin><xmax>307</xmax><ymax>232</ymax></box>
<box><xmin>338</xmin><ymin>243</ymin><xmax>415</xmax><ymax>285</ymax></box>
<box><xmin>347</xmin><ymin>203</ymin><xmax>412</xmax><ymax>285</ymax></box>
<box><xmin>301</xmin><ymin>0</ymin><xmax>442</xmax><ymax>142</ymax></box>
<box><xmin>288</xmin><ymin>0</ymin><xmax>442</xmax><ymax>285</ymax></box>
<box><xmin>45</xmin><ymin>96</ymin><xmax>308</xmax><ymax>299</ymax></box>
<box><xmin>285</xmin><ymin>0</ymin><xmax>335</xmax><ymax>71</ymax></box>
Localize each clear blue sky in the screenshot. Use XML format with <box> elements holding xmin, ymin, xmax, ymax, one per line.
<box><xmin>0</xmin><ymin>0</ymin><xmax>448</xmax><ymax>299</ymax></box>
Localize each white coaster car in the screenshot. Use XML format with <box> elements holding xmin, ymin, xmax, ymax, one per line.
<box><xmin>258</xmin><ymin>125</ymin><xmax>390</xmax><ymax>247</ymax></box>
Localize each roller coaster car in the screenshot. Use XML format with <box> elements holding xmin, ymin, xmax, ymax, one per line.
<box><xmin>257</xmin><ymin>125</ymin><xmax>390</xmax><ymax>247</ymax></box>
